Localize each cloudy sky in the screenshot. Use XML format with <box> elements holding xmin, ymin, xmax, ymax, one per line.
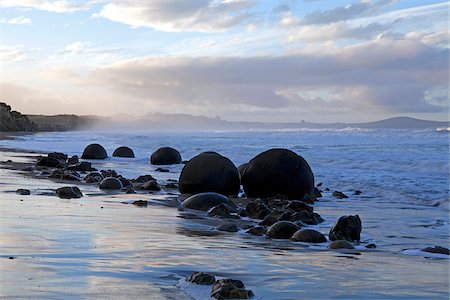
<box><xmin>1</xmin><ymin>0</ymin><xmax>448</xmax><ymax>122</ymax></box>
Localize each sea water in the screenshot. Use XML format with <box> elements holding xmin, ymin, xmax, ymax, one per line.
<box><xmin>0</xmin><ymin>128</ymin><xmax>448</xmax><ymax>299</ymax></box>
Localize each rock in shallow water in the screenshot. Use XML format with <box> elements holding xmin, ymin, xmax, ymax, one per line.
<box><xmin>329</xmin><ymin>215</ymin><xmax>362</xmax><ymax>242</ymax></box>
<box><xmin>332</xmin><ymin>191</ymin><xmax>348</xmax><ymax>199</ymax></box>
<box><xmin>113</xmin><ymin>146</ymin><xmax>135</xmax><ymax>158</ymax></box>
<box><xmin>16</xmin><ymin>188</ymin><xmax>30</xmax><ymax>195</ymax></box>
<box><xmin>328</xmin><ymin>240</ymin><xmax>355</xmax><ymax>249</ymax></box>
<box><xmin>99</xmin><ymin>177</ymin><xmax>123</xmax><ymax>190</ymax></box>
<box><xmin>421</xmin><ymin>246</ymin><xmax>449</xmax><ymax>255</ymax></box>
<box><xmin>56</xmin><ymin>186</ymin><xmax>83</xmax><ymax>199</ymax></box>
<box><xmin>216</xmin><ymin>222</ymin><xmax>238</xmax><ymax>232</ymax></box>
<box><xmin>82</xmin><ymin>143</ymin><xmax>107</xmax><ymax>159</ymax></box>
<box><xmin>186</xmin><ymin>272</ymin><xmax>216</xmax><ymax>285</ymax></box>
<box><xmin>291</xmin><ymin>229</ymin><xmax>327</xmax><ymax>243</ymax></box>
<box><xmin>266</xmin><ymin>221</ymin><xmax>299</xmax><ymax>239</ymax></box>
<box><xmin>211</xmin><ymin>279</ymin><xmax>254</xmax><ymax>299</ymax></box>
<box><xmin>150</xmin><ymin>147</ymin><xmax>181</xmax><ymax>165</ymax></box>
<box><xmin>182</xmin><ymin>192</ymin><xmax>236</xmax><ymax>212</ymax></box>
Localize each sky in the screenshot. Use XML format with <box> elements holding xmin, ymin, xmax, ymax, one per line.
<box><xmin>0</xmin><ymin>0</ymin><xmax>448</xmax><ymax>123</ymax></box>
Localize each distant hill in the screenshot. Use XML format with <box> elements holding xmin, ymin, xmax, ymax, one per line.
<box><xmin>0</xmin><ymin>102</ymin><xmax>37</xmax><ymax>131</ymax></box>
<box><xmin>352</xmin><ymin>117</ymin><xmax>448</xmax><ymax>129</ymax></box>
<box><xmin>27</xmin><ymin>114</ymin><xmax>103</xmax><ymax>131</ymax></box>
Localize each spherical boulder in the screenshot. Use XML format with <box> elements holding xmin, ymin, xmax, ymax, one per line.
<box><xmin>179</xmin><ymin>151</ymin><xmax>240</xmax><ymax>196</ymax></box>
<box><xmin>82</xmin><ymin>144</ymin><xmax>107</xmax><ymax>159</ymax></box>
<box><xmin>113</xmin><ymin>146</ymin><xmax>135</xmax><ymax>158</ymax></box>
<box><xmin>266</xmin><ymin>221</ymin><xmax>299</xmax><ymax>239</ymax></box>
<box><xmin>241</xmin><ymin>148</ymin><xmax>314</xmax><ymax>200</ymax></box>
<box><xmin>182</xmin><ymin>192</ymin><xmax>236</xmax><ymax>212</ymax></box>
<box><xmin>150</xmin><ymin>147</ymin><xmax>181</xmax><ymax>165</ymax></box>
<box><xmin>291</xmin><ymin>229</ymin><xmax>327</xmax><ymax>243</ymax></box>
<box><xmin>328</xmin><ymin>240</ymin><xmax>355</xmax><ymax>250</ymax></box>
<box><xmin>99</xmin><ymin>177</ymin><xmax>123</xmax><ymax>190</ymax></box>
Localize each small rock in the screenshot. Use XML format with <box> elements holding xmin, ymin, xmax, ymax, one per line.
<box><xmin>365</xmin><ymin>243</ymin><xmax>377</xmax><ymax>249</ymax></box>
<box><xmin>266</xmin><ymin>221</ymin><xmax>299</xmax><ymax>239</ymax></box>
<box><xmin>216</xmin><ymin>222</ymin><xmax>238</xmax><ymax>232</ymax></box>
<box><xmin>245</xmin><ymin>200</ymin><xmax>271</xmax><ymax>219</ymax></box>
<box><xmin>132</xmin><ymin>200</ymin><xmax>148</xmax><ymax>207</ymax></box>
<box><xmin>246</xmin><ymin>226</ymin><xmax>266</xmax><ymax>236</ymax></box>
<box><xmin>126</xmin><ymin>187</ymin><xmax>136</xmax><ymax>194</ymax></box>
<box><xmin>421</xmin><ymin>246</ymin><xmax>449</xmax><ymax>255</ymax></box>
<box><xmin>8</xmin><ymin>256</ymin><xmax>14</xmax><ymax>260</ymax></box>
<box><xmin>329</xmin><ymin>215</ymin><xmax>362</xmax><ymax>242</ymax></box>
<box><xmin>325</xmin><ymin>188</ymin><xmax>330</xmax><ymax>191</ymax></box>
<box><xmin>284</xmin><ymin>200</ymin><xmax>313</xmax><ymax>213</ymax></box>
<box><xmin>99</xmin><ymin>177</ymin><xmax>123</xmax><ymax>190</ymax></box>
<box><xmin>84</xmin><ymin>172</ymin><xmax>103</xmax><ymax>183</ymax></box>
<box><xmin>112</xmin><ymin>146</ymin><xmax>135</xmax><ymax>158</ymax></box>
<box><xmin>16</xmin><ymin>189</ymin><xmax>30</xmax><ymax>195</ymax></box>
<box><xmin>36</xmin><ymin>157</ymin><xmax>65</xmax><ymax>168</ymax></box>
<box><xmin>291</xmin><ymin>210</ymin><xmax>324</xmax><ymax>225</ymax></box>
<box><xmin>56</xmin><ymin>186</ymin><xmax>83</xmax><ymax>199</ymax></box>
<box><xmin>328</xmin><ymin>240</ymin><xmax>355</xmax><ymax>249</ymax></box>
<box><xmin>67</xmin><ymin>155</ymin><xmax>79</xmax><ymax>165</ymax></box>
<box><xmin>67</xmin><ymin>162</ymin><xmax>94</xmax><ymax>171</ymax></box>
<box><xmin>186</xmin><ymin>272</ymin><xmax>216</xmax><ymax>285</ymax></box>
<box><xmin>314</xmin><ymin>187</ymin><xmax>322</xmax><ymax>198</ymax></box>
<box><xmin>259</xmin><ymin>215</ymin><xmax>278</xmax><ymax>226</ymax></box>
<box><xmin>48</xmin><ymin>152</ymin><xmax>68</xmax><ymax>161</ymax></box>
<box><xmin>133</xmin><ymin>175</ymin><xmax>156</xmax><ymax>183</ymax></box>
<box><xmin>332</xmin><ymin>191</ymin><xmax>348</xmax><ymax>199</ymax></box>
<box><xmin>101</xmin><ymin>169</ymin><xmax>118</xmax><ymax>178</ymax></box>
<box><xmin>139</xmin><ymin>180</ymin><xmax>161</xmax><ymax>191</ymax></box>
<box><xmin>353</xmin><ymin>190</ymin><xmax>362</xmax><ymax>195</ymax></box>
<box><xmin>155</xmin><ymin>168</ymin><xmax>169</xmax><ymax>172</ymax></box>
<box><xmin>291</xmin><ymin>229</ymin><xmax>327</xmax><ymax>243</ymax></box>
<box><xmin>208</xmin><ymin>203</ymin><xmax>231</xmax><ymax>218</ymax></box>
<box><xmin>165</xmin><ymin>183</ymin><xmax>178</xmax><ymax>189</ymax></box>
<box><xmin>211</xmin><ymin>279</ymin><xmax>254</xmax><ymax>299</ymax></box>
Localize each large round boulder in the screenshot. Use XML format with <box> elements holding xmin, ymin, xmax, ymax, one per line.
<box><xmin>291</xmin><ymin>229</ymin><xmax>327</xmax><ymax>243</ymax></box>
<box><xmin>82</xmin><ymin>144</ymin><xmax>107</xmax><ymax>159</ymax></box>
<box><xmin>113</xmin><ymin>146</ymin><xmax>135</xmax><ymax>158</ymax></box>
<box><xmin>182</xmin><ymin>192</ymin><xmax>236</xmax><ymax>212</ymax></box>
<box><xmin>241</xmin><ymin>148</ymin><xmax>314</xmax><ymax>200</ymax></box>
<box><xmin>266</xmin><ymin>221</ymin><xmax>299</xmax><ymax>239</ymax></box>
<box><xmin>179</xmin><ymin>151</ymin><xmax>240</xmax><ymax>196</ymax></box>
<box><xmin>99</xmin><ymin>177</ymin><xmax>123</xmax><ymax>190</ymax></box>
<box><xmin>150</xmin><ymin>147</ymin><xmax>181</xmax><ymax>165</ymax></box>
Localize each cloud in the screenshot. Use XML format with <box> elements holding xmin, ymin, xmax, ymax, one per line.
<box><xmin>0</xmin><ymin>46</ymin><xmax>27</xmax><ymax>62</ymax></box>
<box><xmin>87</xmin><ymin>37</ymin><xmax>447</xmax><ymax>116</ymax></box>
<box><xmin>0</xmin><ymin>0</ymin><xmax>95</xmax><ymax>13</ymax></box>
<box><xmin>0</xmin><ymin>16</ymin><xmax>32</xmax><ymax>25</ymax></box>
<box><xmin>95</xmin><ymin>0</ymin><xmax>256</xmax><ymax>32</ymax></box>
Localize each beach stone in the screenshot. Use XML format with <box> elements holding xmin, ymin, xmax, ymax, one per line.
<box><xmin>283</xmin><ymin>200</ymin><xmax>313</xmax><ymax>213</ymax></box>
<box><xmin>48</xmin><ymin>152</ymin><xmax>68</xmax><ymax>161</ymax></box>
<box><xmin>112</xmin><ymin>146</ymin><xmax>135</xmax><ymax>158</ymax></box>
<box><xmin>82</xmin><ymin>143</ymin><xmax>107</xmax><ymax>159</ymax></box>
<box><xmin>132</xmin><ymin>174</ymin><xmax>155</xmax><ymax>183</ymax></box>
<box><xmin>132</xmin><ymin>200</ymin><xmax>148</xmax><ymax>207</ymax></box>
<box><xmin>208</xmin><ymin>203</ymin><xmax>232</xmax><ymax>218</ymax></box>
<box><xmin>291</xmin><ymin>229</ymin><xmax>327</xmax><ymax>243</ymax></box>
<box><xmin>259</xmin><ymin>215</ymin><xmax>278</xmax><ymax>226</ymax></box>
<box><xmin>67</xmin><ymin>155</ymin><xmax>79</xmax><ymax>165</ymax></box>
<box><xmin>365</xmin><ymin>243</ymin><xmax>377</xmax><ymax>249</ymax></box>
<box><xmin>118</xmin><ymin>177</ymin><xmax>132</xmax><ymax>188</ymax></box>
<box><xmin>150</xmin><ymin>147</ymin><xmax>181</xmax><ymax>165</ymax></box>
<box><xmin>329</xmin><ymin>215</ymin><xmax>362</xmax><ymax>242</ymax></box>
<box><xmin>99</xmin><ymin>177</ymin><xmax>123</xmax><ymax>190</ymax></box>
<box><xmin>291</xmin><ymin>210</ymin><xmax>324</xmax><ymax>225</ymax></box>
<box><xmin>266</xmin><ymin>221</ymin><xmax>299</xmax><ymax>239</ymax></box>
<box><xmin>186</xmin><ymin>272</ymin><xmax>216</xmax><ymax>285</ymax></box>
<box><xmin>126</xmin><ymin>187</ymin><xmax>136</xmax><ymax>194</ymax></box>
<box><xmin>246</xmin><ymin>226</ymin><xmax>266</xmax><ymax>236</ymax></box>
<box><xmin>84</xmin><ymin>172</ymin><xmax>103</xmax><ymax>183</ymax></box>
<box><xmin>179</xmin><ymin>152</ymin><xmax>240</xmax><ymax>196</ymax></box>
<box><xmin>182</xmin><ymin>192</ymin><xmax>236</xmax><ymax>212</ymax></box>
<box><xmin>328</xmin><ymin>240</ymin><xmax>355</xmax><ymax>249</ymax></box>
<box><xmin>36</xmin><ymin>157</ymin><xmax>65</xmax><ymax>168</ymax></box>
<box><xmin>216</xmin><ymin>222</ymin><xmax>238</xmax><ymax>232</ymax></box>
<box><xmin>67</xmin><ymin>161</ymin><xmax>94</xmax><ymax>171</ymax></box>
<box><xmin>101</xmin><ymin>169</ymin><xmax>118</xmax><ymax>178</ymax></box>
<box><xmin>421</xmin><ymin>246</ymin><xmax>449</xmax><ymax>255</ymax></box>
<box><xmin>211</xmin><ymin>279</ymin><xmax>254</xmax><ymax>299</ymax></box>
<box><xmin>332</xmin><ymin>191</ymin><xmax>348</xmax><ymax>199</ymax></box>
<box><xmin>49</xmin><ymin>169</ymin><xmax>81</xmax><ymax>181</ymax></box>
<box><xmin>139</xmin><ymin>180</ymin><xmax>161</xmax><ymax>191</ymax></box>
<box><xmin>56</xmin><ymin>186</ymin><xmax>83</xmax><ymax>199</ymax></box>
<box><xmin>245</xmin><ymin>200</ymin><xmax>271</xmax><ymax>219</ymax></box>
<box><xmin>314</xmin><ymin>187</ymin><xmax>322</xmax><ymax>198</ymax></box>
<box><xmin>16</xmin><ymin>189</ymin><xmax>30</xmax><ymax>195</ymax></box>
<box><xmin>155</xmin><ymin>167</ymin><xmax>169</xmax><ymax>172</ymax></box>
<box><xmin>353</xmin><ymin>190</ymin><xmax>362</xmax><ymax>195</ymax></box>
<box><xmin>241</xmin><ymin>148</ymin><xmax>314</xmax><ymax>200</ymax></box>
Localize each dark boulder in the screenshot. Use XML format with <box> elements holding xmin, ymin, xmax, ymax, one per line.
<box><xmin>138</xmin><ymin>180</ymin><xmax>161</xmax><ymax>191</ymax></box>
<box><xmin>245</xmin><ymin>200</ymin><xmax>271</xmax><ymax>219</ymax></box>
<box><xmin>291</xmin><ymin>210</ymin><xmax>324</xmax><ymax>225</ymax></box>
<box><xmin>208</xmin><ymin>203</ymin><xmax>236</xmax><ymax>218</ymax></box>
<box><xmin>132</xmin><ymin>175</ymin><xmax>155</xmax><ymax>183</ymax></box>
<box><xmin>67</xmin><ymin>155</ymin><xmax>79</xmax><ymax>165</ymax></box>
<box><xmin>186</xmin><ymin>272</ymin><xmax>216</xmax><ymax>285</ymax></box>
<box><xmin>216</xmin><ymin>222</ymin><xmax>238</xmax><ymax>232</ymax></box>
<box><xmin>332</xmin><ymin>191</ymin><xmax>348</xmax><ymax>199</ymax></box>
<box><xmin>150</xmin><ymin>147</ymin><xmax>181</xmax><ymax>165</ymax></box>
<box><xmin>84</xmin><ymin>172</ymin><xmax>103</xmax><ymax>183</ymax></box>
<box><xmin>291</xmin><ymin>229</ymin><xmax>327</xmax><ymax>243</ymax></box>
<box><xmin>421</xmin><ymin>246</ymin><xmax>449</xmax><ymax>255</ymax></box>
<box><xmin>132</xmin><ymin>200</ymin><xmax>148</xmax><ymax>207</ymax></box>
<box><xmin>99</xmin><ymin>177</ymin><xmax>123</xmax><ymax>190</ymax></box>
<box><xmin>328</xmin><ymin>240</ymin><xmax>355</xmax><ymax>249</ymax></box>
<box><xmin>113</xmin><ymin>146</ymin><xmax>135</xmax><ymax>158</ymax></box>
<box><xmin>48</xmin><ymin>152</ymin><xmax>68</xmax><ymax>161</ymax></box>
<box><xmin>266</xmin><ymin>221</ymin><xmax>299</xmax><ymax>239</ymax></box>
<box><xmin>101</xmin><ymin>169</ymin><xmax>118</xmax><ymax>178</ymax></box>
<box><xmin>241</xmin><ymin>148</ymin><xmax>314</xmax><ymax>200</ymax></box>
<box><xmin>329</xmin><ymin>215</ymin><xmax>362</xmax><ymax>242</ymax></box>
<box><xmin>49</xmin><ymin>169</ymin><xmax>81</xmax><ymax>181</ymax></box>
<box><xmin>118</xmin><ymin>177</ymin><xmax>132</xmax><ymax>188</ymax></box>
<box><xmin>182</xmin><ymin>192</ymin><xmax>236</xmax><ymax>212</ymax></box>
<box><xmin>67</xmin><ymin>162</ymin><xmax>94</xmax><ymax>171</ymax></box>
<box><xmin>283</xmin><ymin>200</ymin><xmax>313</xmax><ymax>213</ymax></box>
<box><xmin>56</xmin><ymin>186</ymin><xmax>83</xmax><ymax>199</ymax></box>
<box><xmin>259</xmin><ymin>215</ymin><xmax>278</xmax><ymax>226</ymax></box>
<box><xmin>36</xmin><ymin>157</ymin><xmax>65</xmax><ymax>168</ymax></box>
<box><xmin>16</xmin><ymin>189</ymin><xmax>30</xmax><ymax>195</ymax></box>
<box><xmin>246</xmin><ymin>226</ymin><xmax>266</xmax><ymax>236</ymax></box>
<box><xmin>211</xmin><ymin>279</ymin><xmax>254</xmax><ymax>299</ymax></box>
<box><xmin>179</xmin><ymin>152</ymin><xmax>240</xmax><ymax>196</ymax></box>
<box><xmin>81</xmin><ymin>143</ymin><xmax>107</xmax><ymax>159</ymax></box>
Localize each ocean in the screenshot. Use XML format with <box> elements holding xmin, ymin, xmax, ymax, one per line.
<box><xmin>0</xmin><ymin>128</ymin><xmax>448</xmax><ymax>299</ymax></box>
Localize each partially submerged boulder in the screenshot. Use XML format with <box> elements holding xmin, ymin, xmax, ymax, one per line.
<box><xmin>291</xmin><ymin>229</ymin><xmax>327</xmax><ymax>243</ymax></box>
<box><xmin>421</xmin><ymin>246</ymin><xmax>449</xmax><ymax>255</ymax></box>
<box><xmin>150</xmin><ymin>147</ymin><xmax>181</xmax><ymax>165</ymax></box>
<box><xmin>186</xmin><ymin>272</ymin><xmax>216</xmax><ymax>285</ymax></box>
<box><xmin>56</xmin><ymin>186</ymin><xmax>83</xmax><ymax>199</ymax></box>
<box><xmin>182</xmin><ymin>192</ymin><xmax>236</xmax><ymax>212</ymax></box>
<box><xmin>36</xmin><ymin>157</ymin><xmax>65</xmax><ymax>168</ymax></box>
<box><xmin>179</xmin><ymin>152</ymin><xmax>240</xmax><ymax>196</ymax></box>
<box><xmin>266</xmin><ymin>221</ymin><xmax>299</xmax><ymax>239</ymax></box>
<box><xmin>241</xmin><ymin>148</ymin><xmax>314</xmax><ymax>200</ymax></box>
<box><xmin>16</xmin><ymin>188</ymin><xmax>30</xmax><ymax>195</ymax></box>
<box><xmin>328</xmin><ymin>240</ymin><xmax>355</xmax><ymax>249</ymax></box>
<box><xmin>81</xmin><ymin>143</ymin><xmax>107</xmax><ymax>159</ymax></box>
<box><xmin>113</xmin><ymin>146</ymin><xmax>135</xmax><ymax>158</ymax></box>
<box><xmin>329</xmin><ymin>215</ymin><xmax>362</xmax><ymax>242</ymax></box>
<box><xmin>211</xmin><ymin>279</ymin><xmax>254</xmax><ymax>299</ymax></box>
<box><xmin>99</xmin><ymin>177</ymin><xmax>123</xmax><ymax>190</ymax></box>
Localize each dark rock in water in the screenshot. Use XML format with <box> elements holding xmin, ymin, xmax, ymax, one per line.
<box><xmin>353</xmin><ymin>190</ymin><xmax>362</xmax><ymax>195</ymax></box>
<box><xmin>49</xmin><ymin>169</ymin><xmax>81</xmax><ymax>181</ymax></box>
<box><xmin>332</xmin><ymin>191</ymin><xmax>348</xmax><ymax>199</ymax></box>
<box><xmin>291</xmin><ymin>210</ymin><xmax>324</xmax><ymax>225</ymax></box>
<box><xmin>16</xmin><ymin>189</ymin><xmax>30</xmax><ymax>195</ymax></box>
<box><xmin>99</xmin><ymin>177</ymin><xmax>123</xmax><ymax>190</ymax></box>
<box><xmin>101</xmin><ymin>169</ymin><xmax>118</xmax><ymax>178</ymax></box>
<box><xmin>165</xmin><ymin>183</ymin><xmax>178</xmax><ymax>189</ymax></box>
<box><xmin>365</xmin><ymin>243</ymin><xmax>376</xmax><ymax>249</ymax></box>
<box><xmin>277</xmin><ymin>210</ymin><xmax>292</xmax><ymax>221</ymax></box>
<box><xmin>246</xmin><ymin>226</ymin><xmax>266</xmax><ymax>236</ymax></box>
<box><xmin>179</xmin><ymin>151</ymin><xmax>240</xmax><ymax>196</ymax></box>
<box><xmin>291</xmin><ymin>229</ymin><xmax>327</xmax><ymax>243</ymax></box>
<box><xmin>329</xmin><ymin>215</ymin><xmax>362</xmax><ymax>242</ymax></box>
<box><xmin>325</xmin><ymin>188</ymin><xmax>330</xmax><ymax>191</ymax></box>
<box><xmin>84</xmin><ymin>172</ymin><xmax>103</xmax><ymax>183</ymax></box>
<box><xmin>113</xmin><ymin>146</ymin><xmax>135</xmax><ymax>158</ymax></box>
<box><xmin>36</xmin><ymin>157</ymin><xmax>65</xmax><ymax>168</ymax></box>
<box><xmin>266</xmin><ymin>221</ymin><xmax>299</xmax><ymax>239</ymax></box>
<box><xmin>132</xmin><ymin>200</ymin><xmax>148</xmax><ymax>207</ymax></box>
<box><xmin>211</xmin><ymin>279</ymin><xmax>254</xmax><ymax>299</ymax></box>
<box><xmin>314</xmin><ymin>187</ymin><xmax>322</xmax><ymax>198</ymax></box>
<box><xmin>132</xmin><ymin>175</ymin><xmax>155</xmax><ymax>183</ymax></box>
<box><xmin>126</xmin><ymin>187</ymin><xmax>136</xmax><ymax>194</ymax></box>
<box><xmin>259</xmin><ymin>215</ymin><xmax>278</xmax><ymax>226</ymax></box>
<box><xmin>328</xmin><ymin>240</ymin><xmax>355</xmax><ymax>249</ymax></box>
<box><xmin>317</xmin><ymin>182</ymin><xmax>323</xmax><ymax>187</ymax></box>
<box><xmin>186</xmin><ymin>272</ymin><xmax>216</xmax><ymax>285</ymax></box>
<box><xmin>245</xmin><ymin>200</ymin><xmax>271</xmax><ymax>219</ymax></box>
<box><xmin>283</xmin><ymin>200</ymin><xmax>313</xmax><ymax>213</ymax></box>
<box><xmin>82</xmin><ymin>143</ymin><xmax>107</xmax><ymax>159</ymax></box>
<box><xmin>421</xmin><ymin>246</ymin><xmax>449</xmax><ymax>255</ymax></box>
<box><xmin>67</xmin><ymin>162</ymin><xmax>94</xmax><ymax>171</ymax></box>
<box><xmin>139</xmin><ymin>180</ymin><xmax>161</xmax><ymax>191</ymax></box>
<box><xmin>237</xmin><ymin>208</ymin><xmax>248</xmax><ymax>218</ymax></box>
<box><xmin>208</xmin><ymin>203</ymin><xmax>232</xmax><ymax>218</ymax></box>
<box><xmin>67</xmin><ymin>155</ymin><xmax>79</xmax><ymax>165</ymax></box>
<box><xmin>56</xmin><ymin>186</ymin><xmax>83</xmax><ymax>199</ymax></box>
<box><xmin>241</xmin><ymin>148</ymin><xmax>314</xmax><ymax>200</ymax></box>
<box><xmin>216</xmin><ymin>222</ymin><xmax>238</xmax><ymax>232</ymax></box>
<box><xmin>182</xmin><ymin>192</ymin><xmax>236</xmax><ymax>212</ymax></box>
<box><xmin>48</xmin><ymin>152</ymin><xmax>68</xmax><ymax>161</ymax></box>
<box><xmin>118</xmin><ymin>177</ymin><xmax>132</xmax><ymax>188</ymax></box>
<box><xmin>150</xmin><ymin>147</ymin><xmax>181</xmax><ymax>165</ymax></box>
<box><xmin>155</xmin><ymin>167</ymin><xmax>169</xmax><ymax>172</ymax></box>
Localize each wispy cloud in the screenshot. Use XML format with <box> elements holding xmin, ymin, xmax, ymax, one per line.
<box><xmin>0</xmin><ymin>0</ymin><xmax>97</xmax><ymax>13</ymax></box>
<box><xmin>0</xmin><ymin>16</ymin><xmax>32</xmax><ymax>25</ymax></box>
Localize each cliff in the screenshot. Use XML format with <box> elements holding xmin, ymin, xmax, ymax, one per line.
<box><xmin>0</xmin><ymin>102</ymin><xmax>37</xmax><ymax>132</ymax></box>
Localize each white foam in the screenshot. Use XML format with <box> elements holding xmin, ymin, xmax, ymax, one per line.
<box><xmin>177</xmin><ymin>278</ymin><xmax>215</xmax><ymax>300</ymax></box>
<box><xmin>402</xmin><ymin>249</ymin><xmax>449</xmax><ymax>259</ymax></box>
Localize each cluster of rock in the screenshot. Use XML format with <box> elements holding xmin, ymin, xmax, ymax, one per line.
<box><xmin>0</xmin><ymin>102</ymin><xmax>36</xmax><ymax>132</ymax></box>
<box><xmin>186</xmin><ymin>272</ymin><xmax>254</xmax><ymax>299</ymax></box>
